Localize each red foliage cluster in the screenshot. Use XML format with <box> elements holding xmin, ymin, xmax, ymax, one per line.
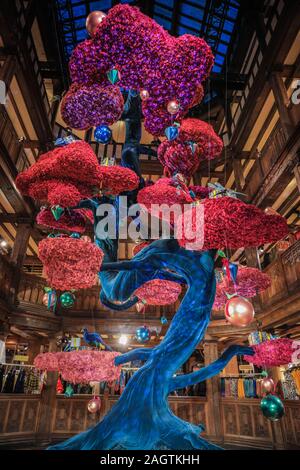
<box><xmin>134</xmin><ymin>279</ymin><xmax>181</xmax><ymax>305</ymax></box>
<box><xmin>244</xmin><ymin>338</ymin><xmax>295</xmax><ymax>367</ymax></box>
<box><xmin>36</xmin><ymin>208</ymin><xmax>94</xmax><ymax>233</ymax></box>
<box><xmin>100</xmin><ymin>165</ymin><xmax>139</xmax><ymax>195</ymax></box>
<box><xmin>175</xmin><ymin>196</ymin><xmax>289</xmax><ymax>250</ymax></box>
<box><xmin>132</xmin><ymin>241</ymin><xmax>150</xmax><ymax>256</ymax></box>
<box><xmin>137</xmin><ymin>178</ymin><xmax>193</xmax><ymax>223</ymax></box>
<box><xmin>179</xmin><ymin>119</ymin><xmax>223</xmax><ymax>160</ymax></box>
<box><xmin>189</xmin><ymin>185</ymin><xmax>211</xmax><ymax>199</ymax></box>
<box><xmin>34</xmin><ymin>351</ymin><xmax>122</xmax><ymax>384</ymax></box>
<box><xmin>158</xmin><ymin>140</ymin><xmax>201</xmax><ymax>179</ymax></box>
<box><xmin>61</xmin><ymin>83</ymin><xmax>124</xmax><ymax>130</ymax></box>
<box><xmin>67</xmin><ymin>5</ymin><xmax>213</xmax><ymax>134</ymax></box>
<box><xmin>38</xmin><ymin>236</ymin><xmax>103</xmax><ymax>290</ymax></box>
<box><xmin>158</xmin><ymin>119</ymin><xmax>223</xmax><ymax>178</ymax></box>
<box><xmin>213</xmin><ymin>267</ymin><xmax>272</xmax><ymax>310</ymax></box>
<box><xmin>16</xmin><ymin>141</ymin><xmax>102</xmax><ymax>207</ymax></box>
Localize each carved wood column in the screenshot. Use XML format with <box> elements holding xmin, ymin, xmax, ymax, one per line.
<box><xmin>269</xmin><ymin>72</ymin><xmax>295</xmax><ymax>139</ymax></box>
<box><xmin>36</xmin><ymin>336</ymin><xmax>59</xmax><ymax>447</ymax></box>
<box><xmin>10</xmin><ymin>223</ymin><xmax>32</xmax><ymax>302</ymax></box>
<box><xmin>203</xmin><ymin>340</ymin><xmax>223</xmax><ymax>444</ymax></box>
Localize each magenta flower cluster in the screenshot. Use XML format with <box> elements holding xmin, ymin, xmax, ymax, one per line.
<box><xmin>62</xmin><ymin>4</ymin><xmax>214</xmax><ymax>135</ymax></box>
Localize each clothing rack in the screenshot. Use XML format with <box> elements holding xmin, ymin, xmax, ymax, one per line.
<box><xmin>221</xmin><ymin>373</ymin><xmax>264</xmax><ymax>378</ymax></box>
<box><xmin>0</xmin><ymin>363</ymin><xmax>35</xmax><ymax>368</ymax></box>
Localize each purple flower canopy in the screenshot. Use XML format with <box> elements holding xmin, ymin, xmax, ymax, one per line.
<box><xmin>62</xmin><ymin>4</ymin><xmax>214</xmax><ymax>135</ymax></box>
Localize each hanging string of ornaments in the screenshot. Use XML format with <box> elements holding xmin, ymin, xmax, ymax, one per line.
<box><xmin>15</xmin><ymin>4</ymin><xmax>294</xmax><ymax>449</ymax></box>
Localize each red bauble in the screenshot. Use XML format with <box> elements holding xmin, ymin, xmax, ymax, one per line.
<box><xmin>224</xmin><ymin>296</ymin><xmax>255</xmax><ymax>327</ymax></box>
<box><xmin>87</xmin><ymin>396</ymin><xmax>101</xmax><ymax>413</ymax></box>
<box><xmin>86</xmin><ymin>11</ymin><xmax>106</xmax><ymax>37</ymax></box>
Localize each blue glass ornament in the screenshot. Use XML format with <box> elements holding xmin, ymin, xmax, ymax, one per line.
<box><xmin>65</xmin><ymin>384</ymin><xmax>74</xmax><ymax>397</ymax></box>
<box><xmin>94</xmin><ymin>125</ymin><xmax>112</xmax><ymax>144</ymax></box>
<box><xmin>160</xmin><ymin>316</ymin><xmax>168</xmax><ymax>325</ymax></box>
<box><xmin>135</xmin><ymin>326</ymin><xmax>151</xmax><ymax>344</ymax></box>
<box><xmin>260</xmin><ymin>395</ymin><xmax>285</xmax><ymax>421</ymax></box>
<box><xmin>229</xmin><ymin>262</ymin><xmax>238</xmax><ymax>284</ymax></box>
<box><xmin>107</xmin><ymin>68</ymin><xmax>120</xmax><ymax>85</ymax></box>
<box><xmin>165</xmin><ymin>126</ymin><xmax>179</xmax><ymax>141</ymax></box>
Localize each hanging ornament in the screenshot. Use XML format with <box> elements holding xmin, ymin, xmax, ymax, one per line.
<box><xmin>51</xmin><ymin>205</ymin><xmax>64</xmax><ymax>221</ymax></box>
<box><xmin>70</xmin><ymin>232</ymin><xmax>81</xmax><ymax>239</ymax></box>
<box><xmin>140</xmin><ymin>89</ymin><xmax>149</xmax><ymax>101</ymax></box>
<box><xmin>86</xmin><ymin>11</ymin><xmax>106</xmax><ymax>37</ymax></box>
<box><xmin>56</xmin><ymin>376</ymin><xmax>64</xmax><ymax>394</ymax></box>
<box><xmin>64</xmin><ymin>384</ymin><xmax>74</xmax><ymax>397</ymax></box>
<box><xmin>87</xmin><ymin>396</ymin><xmax>101</xmax><ymax>413</ymax></box>
<box><xmin>264</xmin><ymin>207</ymin><xmax>279</xmax><ymax>216</ymax></box>
<box><xmin>260</xmin><ymin>395</ymin><xmax>285</xmax><ymax>421</ymax></box>
<box><xmin>135</xmin><ymin>326</ymin><xmax>151</xmax><ymax>343</ymax></box>
<box><xmin>42</xmin><ymin>290</ymin><xmax>57</xmax><ymax>309</ymax></box>
<box><xmin>60</xmin><ymin>292</ymin><xmax>76</xmax><ymax>308</ymax></box>
<box><xmin>165</xmin><ymin>126</ymin><xmax>179</xmax><ymax>141</ymax></box>
<box><xmin>81</xmin><ymin>235</ymin><xmax>92</xmax><ymax>243</ymax></box>
<box><xmin>224</xmin><ymin>296</ymin><xmax>255</xmax><ymax>327</ymax></box>
<box><xmin>107</xmin><ymin>68</ymin><xmax>121</xmax><ymax>85</ymax></box>
<box><xmin>136</xmin><ymin>301</ymin><xmax>146</xmax><ymax>314</ymax></box>
<box><xmin>167</xmin><ymin>100</ymin><xmax>180</xmax><ymax>115</ymax></box>
<box><xmin>188</xmin><ymin>141</ymin><xmax>198</xmax><ymax>154</ymax></box>
<box><xmin>261</xmin><ymin>377</ymin><xmax>275</xmax><ymax>394</ymax></box>
<box><xmin>229</xmin><ymin>262</ymin><xmax>239</xmax><ymax>284</ymax></box>
<box><xmin>160</xmin><ymin>316</ymin><xmax>168</xmax><ymax>325</ymax></box>
<box><xmin>94</xmin><ymin>125</ymin><xmax>112</xmax><ymax>144</ymax></box>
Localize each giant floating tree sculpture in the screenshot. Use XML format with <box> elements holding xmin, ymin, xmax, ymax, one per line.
<box><xmin>16</xmin><ymin>5</ymin><xmax>290</xmax><ymax>450</ymax></box>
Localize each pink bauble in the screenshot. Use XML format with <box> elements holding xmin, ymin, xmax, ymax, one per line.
<box><xmin>225</xmin><ymin>296</ymin><xmax>255</xmax><ymax>327</ymax></box>
<box><xmin>261</xmin><ymin>377</ymin><xmax>275</xmax><ymax>394</ymax></box>
<box><xmin>136</xmin><ymin>301</ymin><xmax>146</xmax><ymax>314</ymax></box>
<box><xmin>42</xmin><ymin>291</ymin><xmax>56</xmax><ymax>308</ymax></box>
<box><xmin>86</xmin><ymin>11</ymin><xmax>106</xmax><ymax>37</ymax></box>
<box><xmin>167</xmin><ymin>100</ymin><xmax>180</xmax><ymax>115</ymax></box>
<box><xmin>81</xmin><ymin>236</ymin><xmax>91</xmax><ymax>243</ymax></box>
<box><xmin>264</xmin><ymin>207</ymin><xmax>279</xmax><ymax>216</ymax></box>
<box><xmin>140</xmin><ymin>90</ymin><xmax>149</xmax><ymax>101</ymax></box>
<box><xmin>87</xmin><ymin>396</ymin><xmax>101</xmax><ymax>413</ymax></box>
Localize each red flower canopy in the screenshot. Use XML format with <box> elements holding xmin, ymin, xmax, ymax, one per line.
<box><xmin>36</xmin><ymin>208</ymin><xmax>94</xmax><ymax>234</ymax></box>
<box><xmin>244</xmin><ymin>338</ymin><xmax>295</xmax><ymax>367</ymax></box>
<box><xmin>213</xmin><ymin>267</ymin><xmax>271</xmax><ymax>309</ymax></box>
<box><xmin>134</xmin><ymin>279</ymin><xmax>182</xmax><ymax>305</ymax></box>
<box><xmin>16</xmin><ymin>141</ymin><xmax>102</xmax><ymax>207</ymax></box>
<box><xmin>99</xmin><ymin>165</ymin><xmax>139</xmax><ymax>195</ymax></box>
<box><xmin>38</xmin><ymin>237</ymin><xmax>103</xmax><ymax>290</ymax></box>
<box><xmin>175</xmin><ymin>196</ymin><xmax>288</xmax><ymax>250</ymax></box>
<box><xmin>34</xmin><ymin>351</ymin><xmax>121</xmax><ymax>384</ymax></box>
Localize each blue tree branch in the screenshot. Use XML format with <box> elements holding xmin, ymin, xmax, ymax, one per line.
<box><xmin>115</xmin><ymin>348</ymin><xmax>152</xmax><ymax>366</ymax></box>
<box><xmin>169</xmin><ymin>345</ymin><xmax>254</xmax><ymax>392</ymax></box>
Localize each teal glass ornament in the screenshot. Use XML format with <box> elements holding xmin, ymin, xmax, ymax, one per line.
<box><xmin>70</xmin><ymin>232</ymin><xmax>80</xmax><ymax>239</ymax></box>
<box><xmin>107</xmin><ymin>68</ymin><xmax>120</xmax><ymax>85</ymax></box>
<box><xmin>64</xmin><ymin>384</ymin><xmax>74</xmax><ymax>397</ymax></box>
<box><xmin>160</xmin><ymin>316</ymin><xmax>168</xmax><ymax>325</ymax></box>
<box><xmin>165</xmin><ymin>126</ymin><xmax>179</xmax><ymax>141</ymax></box>
<box><xmin>51</xmin><ymin>205</ymin><xmax>64</xmax><ymax>221</ymax></box>
<box><xmin>60</xmin><ymin>292</ymin><xmax>76</xmax><ymax>308</ymax></box>
<box><xmin>94</xmin><ymin>125</ymin><xmax>112</xmax><ymax>144</ymax></box>
<box><xmin>135</xmin><ymin>326</ymin><xmax>151</xmax><ymax>343</ymax></box>
<box><xmin>260</xmin><ymin>395</ymin><xmax>285</xmax><ymax>421</ymax></box>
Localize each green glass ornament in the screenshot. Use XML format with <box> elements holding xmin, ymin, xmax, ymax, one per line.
<box><xmin>64</xmin><ymin>384</ymin><xmax>74</xmax><ymax>397</ymax></box>
<box><xmin>51</xmin><ymin>205</ymin><xmax>64</xmax><ymax>221</ymax></box>
<box><xmin>107</xmin><ymin>68</ymin><xmax>120</xmax><ymax>85</ymax></box>
<box><xmin>60</xmin><ymin>291</ymin><xmax>75</xmax><ymax>308</ymax></box>
<box><xmin>260</xmin><ymin>395</ymin><xmax>285</xmax><ymax>421</ymax></box>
